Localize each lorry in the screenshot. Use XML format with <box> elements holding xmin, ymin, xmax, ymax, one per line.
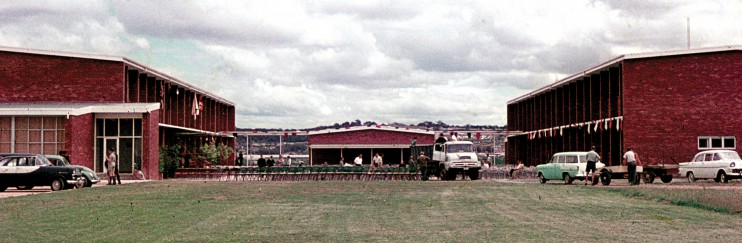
<box><xmin>412</xmin><ymin>141</ymin><xmax>482</xmax><ymax>180</ymax></box>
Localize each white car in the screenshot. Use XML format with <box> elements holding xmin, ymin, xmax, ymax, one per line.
<box><xmin>679</xmin><ymin>150</ymin><xmax>742</xmax><ymax>183</ymax></box>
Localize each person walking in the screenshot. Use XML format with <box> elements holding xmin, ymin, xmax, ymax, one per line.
<box><xmin>623</xmin><ymin>147</ymin><xmax>641</xmax><ymax>185</ymax></box>
<box><xmin>585</xmin><ymin>146</ymin><xmax>600</xmax><ymax>185</ymax></box>
<box><xmin>416</xmin><ymin>152</ymin><xmax>430</xmax><ymax>181</ymax></box>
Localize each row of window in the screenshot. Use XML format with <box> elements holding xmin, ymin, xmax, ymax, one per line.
<box><xmin>698</xmin><ymin>136</ymin><xmax>735</xmax><ymax>150</ymax></box>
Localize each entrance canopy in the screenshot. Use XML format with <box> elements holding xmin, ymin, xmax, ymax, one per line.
<box><xmin>0</xmin><ymin>102</ymin><xmax>160</xmax><ymax>116</ymax></box>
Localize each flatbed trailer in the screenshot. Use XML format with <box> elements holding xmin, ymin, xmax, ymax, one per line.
<box><xmin>597</xmin><ymin>164</ymin><xmax>678</xmax><ymax>185</ymax></box>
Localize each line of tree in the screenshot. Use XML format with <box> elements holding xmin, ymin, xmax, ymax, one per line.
<box><xmin>237</xmin><ymin>120</ymin><xmax>506</xmax><ymax>132</ymax></box>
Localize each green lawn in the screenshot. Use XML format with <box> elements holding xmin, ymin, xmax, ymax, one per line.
<box><xmin>1</xmin><ymin>180</ymin><xmax>742</xmax><ymax>242</ymax></box>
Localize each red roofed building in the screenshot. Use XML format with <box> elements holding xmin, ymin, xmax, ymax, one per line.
<box><xmin>308</xmin><ymin>127</ymin><xmax>434</xmax><ymax>165</ymax></box>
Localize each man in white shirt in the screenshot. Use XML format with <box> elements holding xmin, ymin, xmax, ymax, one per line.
<box><xmin>623</xmin><ymin>147</ymin><xmax>641</xmax><ymax>185</ymax></box>
<box><xmin>372</xmin><ymin>153</ymin><xmax>383</xmax><ymax>168</ymax></box>
<box><xmin>354</xmin><ymin>154</ymin><xmax>363</xmax><ymax>166</ymax></box>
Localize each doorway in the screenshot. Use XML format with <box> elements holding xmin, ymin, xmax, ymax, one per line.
<box><xmin>102</xmin><ymin>138</ymin><xmax>118</xmax><ymax>173</ymax></box>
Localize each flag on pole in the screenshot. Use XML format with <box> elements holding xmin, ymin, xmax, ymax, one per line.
<box><xmin>191</xmin><ymin>93</ymin><xmax>200</xmax><ymax>120</ymax></box>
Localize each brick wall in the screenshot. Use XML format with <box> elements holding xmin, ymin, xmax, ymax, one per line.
<box><xmin>65</xmin><ymin>113</ymin><xmax>94</xmax><ymax>169</ymax></box>
<box><xmin>309</xmin><ymin>129</ymin><xmax>434</xmax><ymax>145</ymax></box>
<box><xmin>142</xmin><ymin>111</ymin><xmax>161</xmax><ymax>180</ymax></box>
<box><xmin>622</xmin><ymin>51</ymin><xmax>742</xmax><ymax>164</ymax></box>
<box><xmin>0</xmin><ymin>51</ymin><xmax>124</xmax><ymax>102</ymax></box>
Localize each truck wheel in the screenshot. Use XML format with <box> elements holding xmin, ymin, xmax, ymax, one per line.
<box><xmin>642</xmin><ymin>171</ymin><xmax>655</xmax><ymax>184</ymax></box>
<box><xmin>717</xmin><ymin>172</ymin><xmax>729</xmax><ymax>183</ymax></box>
<box><xmin>468</xmin><ymin>170</ymin><xmax>480</xmax><ymax>180</ymax></box>
<box><xmin>600</xmin><ymin>172</ymin><xmax>611</xmax><ymax>186</ymax></box>
<box><xmin>538</xmin><ymin>173</ymin><xmax>546</xmax><ymax>184</ymax></box>
<box><xmin>563</xmin><ymin>174</ymin><xmax>573</xmax><ymax>185</ymax></box>
<box><xmin>687</xmin><ymin>172</ymin><xmax>696</xmax><ymax>183</ymax></box>
<box><xmin>439</xmin><ymin>166</ymin><xmax>449</xmax><ymax>180</ymax></box>
<box><xmin>51</xmin><ymin>178</ymin><xmax>65</xmax><ymax>191</ymax></box>
<box><xmin>660</xmin><ymin>175</ymin><xmax>673</xmax><ymax>183</ymax></box>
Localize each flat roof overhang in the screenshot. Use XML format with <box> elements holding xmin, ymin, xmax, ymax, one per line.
<box><xmin>0</xmin><ymin>102</ymin><xmax>160</xmax><ymax>116</ymax></box>
<box><xmin>159</xmin><ymin>123</ymin><xmax>233</xmax><ymax>138</ymax></box>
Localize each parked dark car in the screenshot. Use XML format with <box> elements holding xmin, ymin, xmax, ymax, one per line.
<box><xmin>45</xmin><ymin>155</ymin><xmax>99</xmax><ymax>188</ymax></box>
<box><xmin>0</xmin><ymin>154</ymin><xmax>99</xmax><ymax>191</ymax></box>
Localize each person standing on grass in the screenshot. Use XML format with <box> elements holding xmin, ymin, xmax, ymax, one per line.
<box><xmin>623</xmin><ymin>148</ymin><xmax>641</xmax><ymax>185</ymax></box>
<box><xmin>416</xmin><ymin>152</ymin><xmax>430</xmax><ymax>181</ymax></box>
<box><xmin>585</xmin><ymin>146</ymin><xmax>600</xmax><ymax>185</ymax></box>
<box><xmin>106</xmin><ymin>148</ymin><xmax>117</xmax><ymax>185</ymax></box>
<box><xmin>354</xmin><ymin>154</ymin><xmax>363</xmax><ymax>167</ymax></box>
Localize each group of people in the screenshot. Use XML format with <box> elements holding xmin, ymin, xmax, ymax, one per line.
<box><xmin>106</xmin><ymin>148</ymin><xmax>121</xmax><ymax>185</ymax></box>
<box><xmin>235</xmin><ymin>153</ymin><xmax>300</xmax><ymax>168</ymax></box>
<box><xmin>577</xmin><ymin>145</ymin><xmax>642</xmax><ymax>186</ymax></box>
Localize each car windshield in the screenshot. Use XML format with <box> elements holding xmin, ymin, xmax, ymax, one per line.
<box><xmin>720</xmin><ymin>152</ymin><xmax>741</xmax><ymax>160</ymax></box>
<box><xmin>447</xmin><ymin>144</ymin><xmax>474</xmax><ymax>153</ymax></box>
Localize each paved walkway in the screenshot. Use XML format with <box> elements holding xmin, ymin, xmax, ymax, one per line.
<box><xmin>0</xmin><ymin>180</ymin><xmax>149</xmax><ymax>199</ymax></box>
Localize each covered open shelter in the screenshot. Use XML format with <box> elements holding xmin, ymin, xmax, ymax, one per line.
<box><xmin>307</xmin><ymin>127</ymin><xmax>435</xmax><ymax>166</ymax></box>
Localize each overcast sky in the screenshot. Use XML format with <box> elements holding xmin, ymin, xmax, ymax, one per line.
<box><xmin>1</xmin><ymin>1</ymin><xmax>740</xmax><ymax>128</ymax></box>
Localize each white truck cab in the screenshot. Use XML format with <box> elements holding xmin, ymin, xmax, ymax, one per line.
<box><xmin>433</xmin><ymin>141</ymin><xmax>482</xmax><ymax>180</ymax></box>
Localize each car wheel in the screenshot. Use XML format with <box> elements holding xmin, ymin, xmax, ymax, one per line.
<box><xmin>600</xmin><ymin>172</ymin><xmax>611</xmax><ymax>186</ymax></box>
<box><xmin>51</xmin><ymin>178</ymin><xmax>65</xmax><ymax>191</ymax></box>
<box><xmin>74</xmin><ymin>178</ymin><xmax>87</xmax><ymax>189</ymax></box>
<box><xmin>85</xmin><ymin>179</ymin><xmax>93</xmax><ymax>187</ymax></box>
<box><xmin>718</xmin><ymin>172</ymin><xmax>729</xmax><ymax>183</ymax></box>
<box><xmin>0</xmin><ymin>185</ymin><xmax>7</xmax><ymax>192</ymax></box>
<box><xmin>642</xmin><ymin>171</ymin><xmax>655</xmax><ymax>184</ymax></box>
<box><xmin>16</xmin><ymin>186</ymin><xmax>34</xmax><ymax>190</ymax></box>
<box><xmin>538</xmin><ymin>173</ymin><xmax>546</xmax><ymax>184</ymax></box>
<box><xmin>687</xmin><ymin>172</ymin><xmax>696</xmax><ymax>183</ymax></box>
<box><xmin>563</xmin><ymin>173</ymin><xmax>573</xmax><ymax>185</ymax></box>
<box><xmin>660</xmin><ymin>175</ymin><xmax>673</xmax><ymax>183</ymax></box>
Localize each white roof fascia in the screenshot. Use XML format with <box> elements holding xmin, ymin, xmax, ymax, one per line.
<box><xmin>158</xmin><ymin>123</ymin><xmax>231</xmax><ymax>137</ymax></box>
<box><xmin>506</xmin><ymin>45</ymin><xmax>742</xmax><ymax>105</ymax></box>
<box><xmin>0</xmin><ymin>103</ymin><xmax>160</xmax><ymax>116</ymax></box>
<box><xmin>309</xmin><ymin>144</ymin><xmax>434</xmax><ymax>149</ymax></box>
<box><xmin>307</xmin><ymin>126</ymin><xmax>435</xmax><ymax>136</ymax></box>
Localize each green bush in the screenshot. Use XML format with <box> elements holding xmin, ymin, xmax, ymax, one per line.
<box><xmin>197</xmin><ymin>141</ymin><xmax>233</xmax><ymax>165</ymax></box>
<box><xmin>159</xmin><ymin>144</ymin><xmax>182</xmax><ymax>174</ymax></box>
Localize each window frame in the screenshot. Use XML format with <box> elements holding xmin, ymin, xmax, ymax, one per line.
<box><xmin>698</xmin><ymin>136</ymin><xmax>736</xmax><ymax>150</ymax></box>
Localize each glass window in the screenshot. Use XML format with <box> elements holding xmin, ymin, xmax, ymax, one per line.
<box><xmin>698</xmin><ymin>138</ymin><xmax>709</xmax><ymax>148</ymax></box>
<box><xmin>120</xmin><ymin>119</ymin><xmax>133</xmax><ymax>136</ymax></box>
<box><xmin>711</xmin><ymin>138</ymin><xmax>722</xmax><ymax>148</ymax></box>
<box><xmin>566</xmin><ymin>156</ymin><xmax>578</xmax><ymax>163</ymax></box>
<box><xmin>724</xmin><ymin>138</ymin><xmax>735</xmax><ymax>148</ymax></box>
<box><xmin>134</xmin><ymin>119</ymin><xmax>142</xmax><ymax>136</ymax></box>
<box><xmin>1</xmin><ymin>158</ymin><xmax>15</xmax><ymax>166</ymax></box>
<box><xmin>551</xmin><ymin>156</ymin><xmax>559</xmax><ymax>163</ymax></box>
<box><xmin>557</xmin><ymin>156</ymin><xmax>566</xmax><ymax>163</ymax></box>
<box><xmin>96</xmin><ymin>119</ymin><xmax>104</xmax><ymax>136</ymax></box>
<box><xmin>105</xmin><ymin>119</ymin><xmax>118</xmax><ymax>136</ymax></box>
<box><xmin>579</xmin><ymin>155</ymin><xmax>587</xmax><ymax>163</ymax></box>
<box><xmin>17</xmin><ymin>157</ymin><xmax>28</xmax><ymax>166</ymax></box>
<box><xmin>704</xmin><ymin>154</ymin><xmax>713</xmax><ymax>162</ymax></box>
<box><xmin>713</xmin><ymin>153</ymin><xmax>722</xmax><ymax>161</ymax></box>
<box><xmin>693</xmin><ymin>155</ymin><xmax>704</xmax><ymax>162</ymax></box>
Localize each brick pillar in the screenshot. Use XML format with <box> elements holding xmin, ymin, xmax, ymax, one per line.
<box><xmin>65</xmin><ymin>114</ymin><xmax>94</xmax><ymax>169</ymax></box>
<box><xmin>142</xmin><ymin>110</ymin><xmax>161</xmax><ymax>180</ymax></box>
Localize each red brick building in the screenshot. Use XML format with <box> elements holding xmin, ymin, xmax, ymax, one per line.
<box><xmin>0</xmin><ymin>46</ymin><xmax>235</xmax><ymax>179</ymax></box>
<box><xmin>308</xmin><ymin>127</ymin><xmax>434</xmax><ymax>165</ymax></box>
<box><xmin>506</xmin><ymin>46</ymin><xmax>742</xmax><ymax>166</ymax></box>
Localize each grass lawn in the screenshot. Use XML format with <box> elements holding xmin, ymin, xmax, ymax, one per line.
<box><xmin>2</xmin><ymin>180</ymin><xmax>742</xmax><ymax>242</ymax></box>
